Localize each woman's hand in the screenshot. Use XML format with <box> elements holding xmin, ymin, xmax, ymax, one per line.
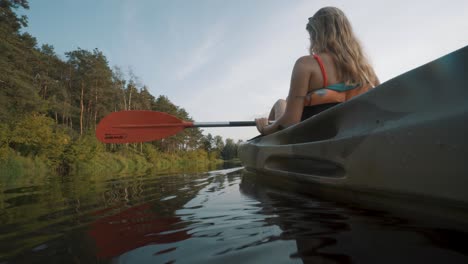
<box><xmin>255</xmin><ymin>117</ymin><xmax>269</xmax><ymax>135</ymax></box>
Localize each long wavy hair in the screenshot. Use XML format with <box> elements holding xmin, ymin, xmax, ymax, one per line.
<box><xmin>307</xmin><ymin>7</ymin><xmax>379</xmax><ymax>87</ymax></box>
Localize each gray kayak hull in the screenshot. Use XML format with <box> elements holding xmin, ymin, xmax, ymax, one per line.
<box><xmin>239</xmin><ymin>46</ymin><xmax>468</xmax><ymax>210</ymax></box>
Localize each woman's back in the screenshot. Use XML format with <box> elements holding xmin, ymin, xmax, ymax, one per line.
<box><xmin>306</xmin><ymin>53</ymin><xmax>342</xmax><ymax>92</ymax></box>
<box><xmin>303</xmin><ymin>52</ymin><xmax>374</xmax><ymax>108</ymax></box>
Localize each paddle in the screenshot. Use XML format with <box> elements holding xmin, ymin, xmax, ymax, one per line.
<box><xmin>96</xmin><ymin>110</ymin><xmax>258</xmax><ymax>144</ymax></box>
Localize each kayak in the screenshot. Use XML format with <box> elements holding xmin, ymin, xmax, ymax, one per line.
<box><xmin>238</xmin><ymin>46</ymin><xmax>468</xmax><ymax>219</ymax></box>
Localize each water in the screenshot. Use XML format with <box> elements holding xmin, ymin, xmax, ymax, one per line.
<box><xmin>1</xmin><ymin>167</ymin><xmax>468</xmax><ymax>263</ymax></box>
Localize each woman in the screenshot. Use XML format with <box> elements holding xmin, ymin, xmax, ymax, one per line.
<box><xmin>255</xmin><ymin>7</ymin><xmax>380</xmax><ymax>135</ymax></box>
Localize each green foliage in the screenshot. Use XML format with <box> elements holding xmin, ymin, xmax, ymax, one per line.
<box><xmin>0</xmin><ymin>0</ymin><xmax>29</xmax><ymax>33</ymax></box>
<box><xmin>221</xmin><ymin>138</ymin><xmax>237</xmax><ymax>160</ymax></box>
<box><xmin>201</xmin><ymin>133</ymin><xmax>213</xmax><ymax>152</ymax></box>
<box><xmin>0</xmin><ymin>123</ymin><xmax>9</xmax><ymax>146</ymax></box>
<box><xmin>209</xmin><ymin>150</ymin><xmax>221</xmax><ymax>161</ymax></box>
<box><xmin>7</xmin><ymin>114</ymin><xmax>72</xmax><ymax>167</ymax></box>
<box><xmin>213</xmin><ymin>135</ymin><xmax>224</xmax><ymax>152</ymax></box>
<box><xmin>65</xmin><ymin>133</ymin><xmax>102</xmax><ymax>163</ymax></box>
<box><xmin>0</xmin><ymin>150</ymin><xmax>48</xmax><ymax>180</ymax></box>
<box><xmin>71</xmin><ymin>151</ymin><xmax>150</xmax><ymax>175</ymax></box>
<box><xmin>0</xmin><ymin>1</ymin><xmax>229</xmax><ymax>176</ymax></box>
<box><xmin>199</xmin><ymin>134</ymin><xmax>243</xmax><ymax>161</ymax></box>
<box><xmin>10</xmin><ymin>114</ymin><xmax>54</xmax><ymax>155</ymax></box>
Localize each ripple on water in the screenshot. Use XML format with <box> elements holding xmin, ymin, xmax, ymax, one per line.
<box><xmin>2</xmin><ymin>167</ymin><xmax>468</xmax><ymax>264</ymax></box>
<box><xmin>160</xmin><ymin>195</ymin><xmax>177</xmax><ymax>201</ymax></box>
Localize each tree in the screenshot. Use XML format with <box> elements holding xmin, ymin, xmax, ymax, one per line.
<box><xmin>0</xmin><ymin>0</ymin><xmax>45</xmax><ymax>121</ymax></box>
<box><xmin>221</xmin><ymin>138</ymin><xmax>237</xmax><ymax>160</ymax></box>
<box><xmin>65</xmin><ymin>48</ymin><xmax>114</xmax><ymax>134</ymax></box>
<box><xmin>201</xmin><ymin>133</ymin><xmax>214</xmax><ymax>152</ymax></box>
<box><xmin>0</xmin><ymin>0</ymin><xmax>29</xmax><ymax>34</ymax></box>
<box><xmin>112</xmin><ymin>66</ymin><xmax>127</xmax><ymax>110</ymax></box>
<box><xmin>207</xmin><ymin>135</ymin><xmax>224</xmax><ymax>159</ymax></box>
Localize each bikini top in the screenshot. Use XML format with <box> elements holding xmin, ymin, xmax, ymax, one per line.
<box><xmin>304</xmin><ymin>54</ymin><xmax>373</xmax><ymax>106</ymax></box>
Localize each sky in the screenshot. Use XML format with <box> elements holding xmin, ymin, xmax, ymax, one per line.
<box><xmin>21</xmin><ymin>0</ymin><xmax>468</xmax><ymax>142</ymax></box>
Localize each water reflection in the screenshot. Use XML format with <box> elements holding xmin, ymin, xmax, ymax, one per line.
<box><xmin>240</xmin><ymin>175</ymin><xmax>353</xmax><ymax>263</ymax></box>
<box><xmin>0</xmin><ymin>164</ymin><xmax>225</xmax><ymax>263</ymax></box>
<box><xmin>1</xmin><ymin>166</ymin><xmax>468</xmax><ymax>263</ymax></box>
<box><xmin>89</xmin><ymin>203</ymin><xmax>191</xmax><ymax>259</ymax></box>
<box><xmin>116</xmin><ymin>168</ymin><xmax>298</xmax><ymax>264</ymax></box>
<box><xmin>239</xmin><ymin>172</ymin><xmax>468</xmax><ymax>264</ymax></box>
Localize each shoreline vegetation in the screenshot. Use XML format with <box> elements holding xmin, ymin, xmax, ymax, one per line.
<box><xmin>0</xmin><ymin>0</ymin><xmax>243</xmax><ymax>178</ymax></box>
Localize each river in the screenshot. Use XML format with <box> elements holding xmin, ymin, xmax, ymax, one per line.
<box><xmin>1</xmin><ymin>165</ymin><xmax>468</xmax><ymax>263</ymax></box>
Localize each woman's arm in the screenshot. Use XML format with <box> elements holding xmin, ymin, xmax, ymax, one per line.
<box><xmin>256</xmin><ymin>56</ymin><xmax>313</xmax><ymax>135</ymax></box>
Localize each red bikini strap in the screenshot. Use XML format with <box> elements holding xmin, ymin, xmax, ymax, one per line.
<box><xmin>313</xmin><ymin>54</ymin><xmax>328</xmax><ymax>88</ymax></box>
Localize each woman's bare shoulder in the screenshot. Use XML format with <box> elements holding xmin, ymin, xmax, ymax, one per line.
<box><xmin>293</xmin><ymin>55</ymin><xmax>319</xmax><ymax>73</ymax></box>
<box><xmin>295</xmin><ymin>55</ymin><xmax>316</xmax><ymax>66</ymax></box>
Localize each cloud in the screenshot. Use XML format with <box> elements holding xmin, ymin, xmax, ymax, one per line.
<box><xmin>174</xmin><ymin>24</ymin><xmax>226</xmax><ymax>81</ymax></box>
<box><xmin>176</xmin><ymin>2</ymin><xmax>313</xmax><ymax>141</ymax></box>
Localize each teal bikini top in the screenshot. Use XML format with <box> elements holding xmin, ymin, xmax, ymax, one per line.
<box><xmin>312</xmin><ymin>54</ymin><xmax>360</xmax><ymax>92</ymax></box>
<box><xmin>325</xmin><ymin>83</ymin><xmax>360</xmax><ymax>92</ymax></box>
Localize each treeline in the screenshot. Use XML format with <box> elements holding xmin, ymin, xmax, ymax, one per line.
<box><xmin>0</xmin><ymin>0</ymin><xmax>242</xmax><ymax>175</ymax></box>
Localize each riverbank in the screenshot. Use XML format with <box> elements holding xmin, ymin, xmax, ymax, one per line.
<box><xmin>0</xmin><ymin>147</ymin><xmax>223</xmax><ymax>181</ymax></box>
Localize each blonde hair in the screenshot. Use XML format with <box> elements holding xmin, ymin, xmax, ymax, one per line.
<box><xmin>307</xmin><ymin>7</ymin><xmax>379</xmax><ymax>87</ymax></box>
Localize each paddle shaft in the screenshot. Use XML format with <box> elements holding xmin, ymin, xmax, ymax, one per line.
<box><xmin>112</xmin><ymin>121</ymin><xmax>257</xmax><ymax>129</ymax></box>
<box><xmin>194</xmin><ymin>121</ymin><xmax>256</xmax><ymax>127</ymax></box>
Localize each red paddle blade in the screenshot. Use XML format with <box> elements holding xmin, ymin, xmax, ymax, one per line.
<box><xmin>96</xmin><ymin>111</ymin><xmax>193</xmax><ymax>144</ymax></box>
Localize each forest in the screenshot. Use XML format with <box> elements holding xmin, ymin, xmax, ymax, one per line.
<box><xmin>0</xmin><ymin>0</ymin><xmax>242</xmax><ymax>177</ymax></box>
